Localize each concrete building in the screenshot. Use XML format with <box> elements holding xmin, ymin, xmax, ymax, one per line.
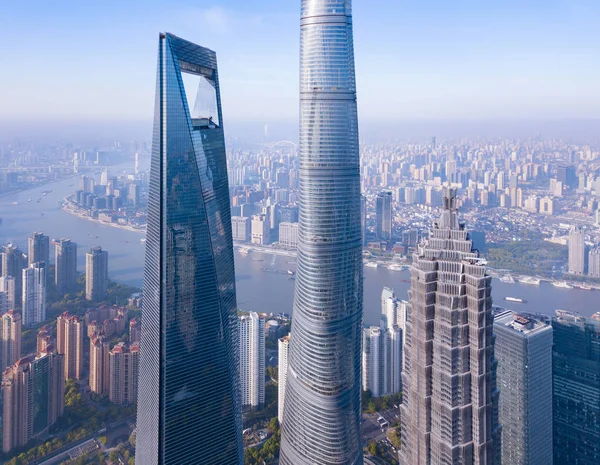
<box><xmin>36</xmin><ymin>327</ymin><xmax>51</xmax><ymax>356</ymax></box>
<box><xmin>279</xmin><ymin>222</ymin><xmax>298</xmax><ymax>249</ymax></box>
<box><xmin>129</xmin><ymin>318</ymin><xmax>140</xmax><ymax>343</ymax></box>
<box><xmin>552</xmin><ymin>311</ymin><xmax>600</xmax><ymax>464</ymax></box>
<box><xmin>1</xmin><ymin>310</ymin><xmax>21</xmax><ymax>371</ymax></box>
<box><xmin>588</xmin><ymin>245</ymin><xmax>600</xmax><ymax>278</ymax></box>
<box><xmin>109</xmin><ymin>342</ymin><xmax>140</xmax><ymax>405</ymax></box>
<box><xmin>568</xmin><ymin>225</ymin><xmax>586</xmax><ymax>275</ymax></box>
<box><xmin>22</xmin><ymin>262</ymin><xmax>46</xmax><ymax>327</ymax></box>
<box><xmin>362</xmin><ymin>326</ymin><xmax>381</xmax><ymax>396</ymax></box>
<box><xmin>1</xmin><ymin>244</ymin><xmax>26</xmax><ymax>306</ymax></box>
<box><xmin>55</xmin><ymin>239</ymin><xmax>78</xmax><ymax>293</ymax></box>
<box><xmin>539</xmin><ymin>196</ymin><xmax>555</xmax><ymax>215</ymax></box>
<box><xmin>0</xmin><ymin>276</ymin><xmax>16</xmax><ymax>311</ymax></box>
<box><xmin>400</xmin><ymin>187</ymin><xmax>501</xmax><ymax>465</ymax></box>
<box><xmin>239</xmin><ymin>312</ymin><xmax>265</xmax><ymax>409</ymax></box>
<box><xmin>89</xmin><ymin>332</ymin><xmax>110</xmax><ymax>395</ymax></box>
<box><xmin>278</xmin><ymin>335</ymin><xmax>290</xmax><ymax>424</ymax></box>
<box><xmin>251</xmin><ymin>214</ymin><xmax>270</xmax><ymax>245</ymax></box>
<box><xmin>2</xmin><ymin>348</ymin><xmax>64</xmax><ymax>454</ymax></box>
<box><xmin>494</xmin><ymin>311</ymin><xmax>553</xmax><ymax>465</ymax></box>
<box><xmin>28</xmin><ymin>232</ymin><xmax>50</xmax><ymax>266</ymax></box>
<box><xmin>86</xmin><ymin>246</ymin><xmax>108</xmax><ymax>301</ymax></box>
<box><xmin>231</xmin><ymin>216</ymin><xmax>252</xmax><ymax>242</ymax></box>
<box><xmin>376</xmin><ymin>190</ymin><xmax>393</xmax><ymax>240</ymax></box>
<box><xmin>56</xmin><ymin>312</ymin><xmax>84</xmax><ymax>380</ymax></box>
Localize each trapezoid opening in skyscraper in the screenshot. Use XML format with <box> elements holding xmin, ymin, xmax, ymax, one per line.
<box><xmin>135</xmin><ymin>33</ymin><xmax>242</xmax><ymax>465</ymax></box>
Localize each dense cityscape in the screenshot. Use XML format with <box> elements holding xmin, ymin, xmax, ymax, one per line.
<box><xmin>2</xmin><ymin>1</ymin><xmax>600</xmax><ymax>465</ymax></box>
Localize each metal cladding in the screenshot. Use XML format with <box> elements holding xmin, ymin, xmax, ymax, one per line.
<box><xmin>400</xmin><ymin>187</ymin><xmax>501</xmax><ymax>465</ymax></box>
<box><xmin>279</xmin><ymin>1</ymin><xmax>363</xmax><ymax>464</ymax></box>
<box><xmin>135</xmin><ymin>33</ymin><xmax>242</xmax><ymax>465</ymax></box>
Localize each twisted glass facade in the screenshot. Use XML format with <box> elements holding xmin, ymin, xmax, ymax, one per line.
<box><xmin>279</xmin><ymin>1</ymin><xmax>363</xmax><ymax>464</ymax></box>
<box><xmin>135</xmin><ymin>33</ymin><xmax>242</xmax><ymax>465</ymax></box>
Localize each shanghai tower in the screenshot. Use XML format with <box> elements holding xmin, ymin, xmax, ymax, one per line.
<box><xmin>136</xmin><ymin>33</ymin><xmax>242</xmax><ymax>464</ymax></box>
<box><xmin>280</xmin><ymin>1</ymin><xmax>363</xmax><ymax>464</ymax></box>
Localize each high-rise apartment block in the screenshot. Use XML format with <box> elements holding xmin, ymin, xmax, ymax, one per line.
<box><xmin>56</xmin><ymin>312</ymin><xmax>84</xmax><ymax>380</ymax></box>
<box><xmin>278</xmin><ymin>222</ymin><xmax>298</xmax><ymax>249</ymax></box>
<box><xmin>494</xmin><ymin>311</ymin><xmax>553</xmax><ymax>465</ymax></box>
<box><xmin>280</xmin><ymin>1</ymin><xmax>363</xmax><ymax>463</ymax></box>
<box><xmin>376</xmin><ymin>190</ymin><xmax>393</xmax><ymax>240</ymax></box>
<box><xmin>129</xmin><ymin>318</ymin><xmax>140</xmax><ymax>343</ymax></box>
<box><xmin>400</xmin><ymin>187</ymin><xmax>501</xmax><ymax>465</ymax></box>
<box><xmin>22</xmin><ymin>262</ymin><xmax>46</xmax><ymax>327</ymax></box>
<box><xmin>239</xmin><ymin>312</ymin><xmax>265</xmax><ymax>409</ymax></box>
<box><xmin>552</xmin><ymin>311</ymin><xmax>600</xmax><ymax>464</ymax></box>
<box><xmin>568</xmin><ymin>225</ymin><xmax>586</xmax><ymax>275</ymax></box>
<box><xmin>109</xmin><ymin>342</ymin><xmax>140</xmax><ymax>405</ymax></box>
<box><xmin>86</xmin><ymin>247</ymin><xmax>108</xmax><ymax>301</ymax></box>
<box><xmin>1</xmin><ymin>244</ymin><xmax>26</xmax><ymax>306</ymax></box>
<box><xmin>2</xmin><ymin>348</ymin><xmax>64</xmax><ymax>454</ymax></box>
<box><xmin>55</xmin><ymin>239</ymin><xmax>78</xmax><ymax>293</ymax></box>
<box><xmin>0</xmin><ymin>276</ymin><xmax>16</xmax><ymax>311</ymax></box>
<box><xmin>89</xmin><ymin>332</ymin><xmax>110</xmax><ymax>395</ymax></box>
<box><xmin>278</xmin><ymin>335</ymin><xmax>290</xmax><ymax>424</ymax></box>
<box><xmin>28</xmin><ymin>232</ymin><xmax>50</xmax><ymax>266</ymax></box>
<box><xmin>588</xmin><ymin>245</ymin><xmax>600</xmax><ymax>278</ymax></box>
<box><xmin>135</xmin><ymin>33</ymin><xmax>242</xmax><ymax>465</ymax></box>
<box><xmin>1</xmin><ymin>310</ymin><xmax>22</xmax><ymax>371</ymax></box>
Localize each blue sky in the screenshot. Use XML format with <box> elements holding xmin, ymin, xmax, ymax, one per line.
<box><xmin>1</xmin><ymin>0</ymin><xmax>599</xmax><ymax>123</ymax></box>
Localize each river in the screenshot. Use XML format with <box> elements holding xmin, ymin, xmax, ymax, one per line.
<box><xmin>0</xmin><ymin>172</ymin><xmax>598</xmax><ymax>325</ymax></box>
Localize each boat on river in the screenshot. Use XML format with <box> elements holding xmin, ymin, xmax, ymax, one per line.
<box><xmin>505</xmin><ymin>297</ymin><xmax>527</xmax><ymax>303</ymax></box>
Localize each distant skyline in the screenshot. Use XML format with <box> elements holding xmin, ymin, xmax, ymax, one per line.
<box><xmin>1</xmin><ymin>0</ymin><xmax>599</xmax><ymax>124</ymax></box>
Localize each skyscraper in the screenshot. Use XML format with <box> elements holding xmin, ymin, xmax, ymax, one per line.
<box><xmin>22</xmin><ymin>262</ymin><xmax>46</xmax><ymax>327</ymax></box>
<box><xmin>278</xmin><ymin>335</ymin><xmax>290</xmax><ymax>424</ymax></box>
<box><xmin>494</xmin><ymin>311</ymin><xmax>553</xmax><ymax>465</ymax></box>
<box><xmin>568</xmin><ymin>225</ymin><xmax>585</xmax><ymax>275</ymax></box>
<box><xmin>85</xmin><ymin>247</ymin><xmax>108</xmax><ymax>301</ymax></box>
<box><xmin>56</xmin><ymin>312</ymin><xmax>84</xmax><ymax>380</ymax></box>
<box><xmin>376</xmin><ymin>190</ymin><xmax>393</xmax><ymax>240</ymax></box>
<box><xmin>109</xmin><ymin>341</ymin><xmax>140</xmax><ymax>405</ymax></box>
<box><xmin>55</xmin><ymin>239</ymin><xmax>78</xmax><ymax>293</ymax></box>
<box><xmin>1</xmin><ymin>310</ymin><xmax>22</xmax><ymax>371</ymax></box>
<box><xmin>89</xmin><ymin>331</ymin><xmax>110</xmax><ymax>395</ymax></box>
<box><xmin>280</xmin><ymin>1</ymin><xmax>363</xmax><ymax>463</ymax></box>
<box><xmin>28</xmin><ymin>232</ymin><xmax>50</xmax><ymax>266</ymax></box>
<box><xmin>400</xmin><ymin>187</ymin><xmax>501</xmax><ymax>465</ymax></box>
<box><xmin>1</xmin><ymin>244</ymin><xmax>26</xmax><ymax>306</ymax></box>
<box><xmin>552</xmin><ymin>311</ymin><xmax>600</xmax><ymax>464</ymax></box>
<box><xmin>239</xmin><ymin>312</ymin><xmax>265</xmax><ymax>409</ymax></box>
<box><xmin>361</xmin><ymin>194</ymin><xmax>367</xmax><ymax>245</ymax></box>
<box><xmin>0</xmin><ymin>276</ymin><xmax>16</xmax><ymax>310</ymax></box>
<box><xmin>136</xmin><ymin>33</ymin><xmax>242</xmax><ymax>465</ymax></box>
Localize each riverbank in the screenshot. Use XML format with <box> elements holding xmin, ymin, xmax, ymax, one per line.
<box><xmin>61</xmin><ymin>196</ymin><xmax>146</xmax><ymax>235</ymax></box>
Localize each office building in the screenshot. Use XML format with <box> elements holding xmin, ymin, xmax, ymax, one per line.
<box><xmin>1</xmin><ymin>310</ymin><xmax>21</xmax><ymax>371</ymax></box>
<box><xmin>28</xmin><ymin>232</ymin><xmax>49</xmax><ymax>266</ymax></box>
<box><xmin>376</xmin><ymin>190</ymin><xmax>393</xmax><ymax>240</ymax></box>
<box><xmin>56</xmin><ymin>312</ymin><xmax>84</xmax><ymax>380</ymax></box>
<box><xmin>552</xmin><ymin>311</ymin><xmax>600</xmax><ymax>464</ymax></box>
<box><xmin>568</xmin><ymin>225</ymin><xmax>586</xmax><ymax>275</ymax></box>
<box><xmin>239</xmin><ymin>312</ymin><xmax>265</xmax><ymax>409</ymax></box>
<box><xmin>136</xmin><ymin>33</ymin><xmax>242</xmax><ymax>465</ymax></box>
<box><xmin>2</xmin><ymin>348</ymin><xmax>64</xmax><ymax>454</ymax></box>
<box><xmin>278</xmin><ymin>335</ymin><xmax>290</xmax><ymax>424</ymax></box>
<box><xmin>279</xmin><ymin>222</ymin><xmax>298</xmax><ymax>249</ymax></box>
<box><xmin>55</xmin><ymin>239</ymin><xmax>78</xmax><ymax>293</ymax></box>
<box><xmin>89</xmin><ymin>332</ymin><xmax>110</xmax><ymax>395</ymax></box>
<box><xmin>1</xmin><ymin>244</ymin><xmax>26</xmax><ymax>306</ymax></box>
<box><xmin>129</xmin><ymin>183</ymin><xmax>140</xmax><ymax>206</ymax></box>
<box><xmin>85</xmin><ymin>246</ymin><xmax>108</xmax><ymax>301</ymax></box>
<box><xmin>494</xmin><ymin>311</ymin><xmax>553</xmax><ymax>465</ymax></box>
<box><xmin>231</xmin><ymin>216</ymin><xmax>251</xmax><ymax>242</ymax></box>
<box><xmin>280</xmin><ymin>1</ymin><xmax>363</xmax><ymax>463</ymax></box>
<box><xmin>109</xmin><ymin>342</ymin><xmax>140</xmax><ymax>405</ymax></box>
<box><xmin>22</xmin><ymin>262</ymin><xmax>46</xmax><ymax>327</ymax></box>
<box><xmin>251</xmin><ymin>214</ymin><xmax>270</xmax><ymax>245</ymax></box>
<box><xmin>0</xmin><ymin>276</ymin><xmax>16</xmax><ymax>310</ymax></box>
<box><xmin>400</xmin><ymin>187</ymin><xmax>501</xmax><ymax>465</ymax></box>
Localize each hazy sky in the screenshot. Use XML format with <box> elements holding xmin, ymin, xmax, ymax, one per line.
<box><xmin>1</xmin><ymin>0</ymin><xmax>599</xmax><ymax>124</ymax></box>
